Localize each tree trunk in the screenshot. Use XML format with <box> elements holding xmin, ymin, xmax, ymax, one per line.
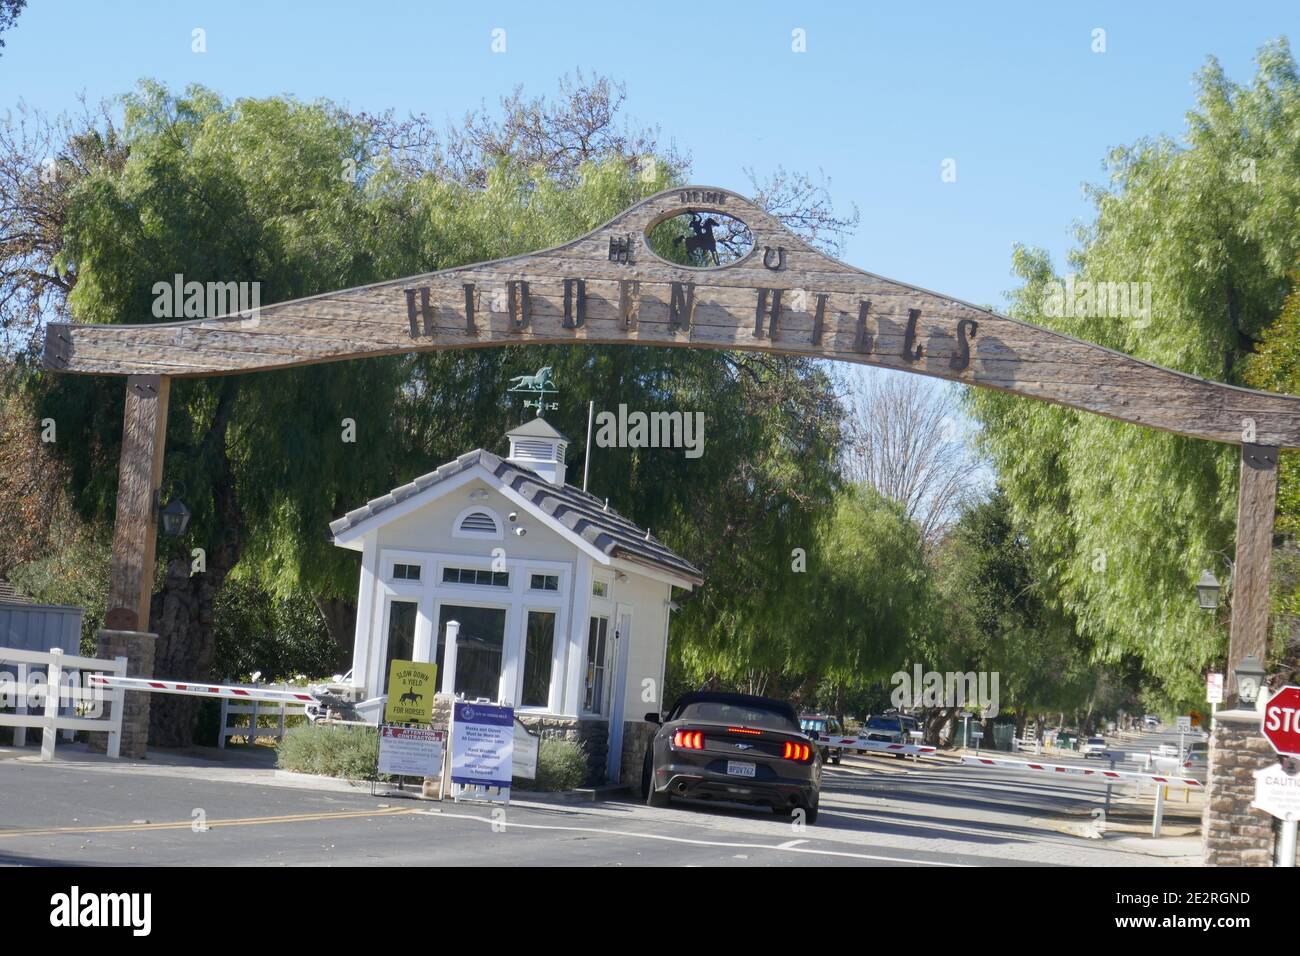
<box><xmin>314</xmin><ymin>596</ymin><xmax>356</xmax><ymax>672</ymax></box>
<box><xmin>924</xmin><ymin>706</ymin><xmax>956</xmax><ymax>746</ymax></box>
<box><xmin>147</xmin><ymin>382</ymin><xmax>242</xmax><ymax>748</ymax></box>
<box><xmin>788</xmin><ymin>673</ymin><xmax>820</xmax><ymax>710</ymax></box>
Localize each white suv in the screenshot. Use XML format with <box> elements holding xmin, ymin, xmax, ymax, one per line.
<box><xmin>1081</xmin><ymin>736</ymin><xmax>1109</xmax><ymax>759</ymax></box>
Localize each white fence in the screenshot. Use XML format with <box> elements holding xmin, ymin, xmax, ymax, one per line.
<box><xmin>218</xmin><ymin>686</ymin><xmax>308</xmax><ymax>747</ymax></box>
<box><xmin>0</xmin><ymin>646</ymin><xmax>126</xmax><ymax>760</ymax></box>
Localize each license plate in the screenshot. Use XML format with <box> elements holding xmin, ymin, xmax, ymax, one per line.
<box><xmin>726</xmin><ymin>760</ymin><xmax>756</xmax><ymax>778</ymax></box>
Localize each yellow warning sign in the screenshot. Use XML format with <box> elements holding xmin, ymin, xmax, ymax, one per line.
<box><xmin>384</xmin><ymin>660</ymin><xmax>437</xmax><ymax>725</ymax></box>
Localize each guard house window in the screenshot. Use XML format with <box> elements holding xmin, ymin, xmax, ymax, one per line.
<box><xmin>584</xmin><ymin>615</ymin><xmax>610</xmax><ymax>714</ymax></box>
<box><xmin>592</xmin><ymin>580</ymin><xmax>609</xmax><ymax>599</ymax></box>
<box><xmin>382</xmin><ymin>600</ymin><xmax>419</xmax><ymax>694</ymax></box>
<box><xmin>437</xmin><ymin>604</ymin><xmax>506</xmax><ymax>702</ymax></box>
<box><xmin>521</xmin><ymin>610</ymin><xmax>556</xmax><ymax>708</ymax></box>
<box><xmin>529</xmin><ymin>573</ymin><xmax>559</xmax><ymax>592</ymax></box>
<box><xmin>393</xmin><ymin>563</ymin><xmax>421</xmax><ymax>581</ymax></box>
<box><xmin>442</xmin><ymin>567</ymin><xmax>509</xmax><ymax>588</ymax></box>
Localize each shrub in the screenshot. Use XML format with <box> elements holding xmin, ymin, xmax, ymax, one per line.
<box><xmin>277</xmin><ymin>724</ymin><xmax>379</xmax><ymax>779</ymax></box>
<box><xmin>523</xmin><ymin>737</ymin><xmax>588</xmax><ymax>791</ymax></box>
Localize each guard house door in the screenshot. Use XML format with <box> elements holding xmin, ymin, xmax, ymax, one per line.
<box><xmin>605</xmin><ymin>605</ymin><xmax>633</xmax><ymax>784</ymax></box>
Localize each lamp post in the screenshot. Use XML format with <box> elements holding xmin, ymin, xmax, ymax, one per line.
<box><xmin>1234</xmin><ymin>654</ymin><xmax>1266</xmax><ymax>709</ymax></box>
<box><xmin>1196</xmin><ymin>570</ymin><xmax>1221</xmax><ymax>611</ymax></box>
<box><xmin>159</xmin><ymin>497</ymin><xmax>191</xmax><ymax>537</ymax></box>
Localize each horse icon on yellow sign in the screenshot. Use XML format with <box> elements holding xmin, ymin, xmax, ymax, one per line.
<box><xmin>384</xmin><ymin>660</ymin><xmax>437</xmax><ymax>725</ymax></box>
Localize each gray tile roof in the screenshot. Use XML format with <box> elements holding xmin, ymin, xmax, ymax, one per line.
<box><xmin>329</xmin><ymin>450</ymin><xmax>702</xmax><ymax>586</ymax></box>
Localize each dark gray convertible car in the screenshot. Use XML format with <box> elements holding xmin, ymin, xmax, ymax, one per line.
<box><xmin>641</xmin><ymin>691</ymin><xmax>821</xmax><ymax>823</ymax></box>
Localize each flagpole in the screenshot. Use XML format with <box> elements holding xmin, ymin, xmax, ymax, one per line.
<box><xmin>583</xmin><ymin>400</ymin><xmax>594</xmax><ymax>491</ymax></box>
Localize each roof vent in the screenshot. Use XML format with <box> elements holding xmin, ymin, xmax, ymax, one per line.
<box><xmin>505</xmin><ymin>417</ymin><xmax>569</xmax><ymax>486</ymax></box>
<box><xmin>459</xmin><ymin>511</ymin><xmax>499</xmax><ymax>535</ymax></box>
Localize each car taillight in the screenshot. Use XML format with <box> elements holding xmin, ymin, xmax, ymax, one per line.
<box><xmin>673</xmin><ymin>730</ymin><xmax>704</xmax><ymax>750</ymax></box>
<box><xmin>783</xmin><ymin>741</ymin><xmax>812</xmax><ymax>762</ymax></box>
<box><xmin>727</xmin><ymin>726</ymin><xmax>761</xmax><ymax>735</ymax></box>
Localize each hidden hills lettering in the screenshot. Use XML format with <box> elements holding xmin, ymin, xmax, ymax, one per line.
<box><xmin>395</xmin><ymin>280</ymin><xmax>979</xmax><ymax>373</ymax></box>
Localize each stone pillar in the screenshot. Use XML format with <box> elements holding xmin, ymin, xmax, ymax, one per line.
<box><xmin>620</xmin><ymin>720</ymin><xmax>655</xmax><ymax>788</ymax></box>
<box><xmin>87</xmin><ymin>629</ymin><xmax>156</xmax><ymax>759</ymax></box>
<box><xmin>1202</xmin><ymin>705</ymin><xmax>1274</xmax><ymax>866</ymax></box>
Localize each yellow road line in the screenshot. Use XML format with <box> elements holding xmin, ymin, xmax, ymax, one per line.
<box><xmin>0</xmin><ymin>806</ymin><xmax>417</xmax><ymax>839</ymax></box>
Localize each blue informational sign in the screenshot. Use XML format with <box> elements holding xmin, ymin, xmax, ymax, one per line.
<box><xmin>451</xmin><ymin>702</ymin><xmax>514</xmax><ymax>788</ymax></box>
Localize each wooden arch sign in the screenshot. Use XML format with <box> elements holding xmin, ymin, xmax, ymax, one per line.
<box><xmin>44</xmin><ymin>186</ymin><xmax>1292</xmax><ymax>694</ymax></box>
<box><xmin>44</xmin><ymin>185</ymin><xmax>1300</xmax><ymax>448</ymax></box>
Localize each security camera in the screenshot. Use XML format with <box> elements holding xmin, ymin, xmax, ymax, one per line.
<box><xmin>508</xmin><ymin>512</ymin><xmax>518</xmax><ymax>523</ymax></box>
<box><xmin>514</xmin><ymin>527</ymin><xmax>527</xmax><ymax>537</ymax></box>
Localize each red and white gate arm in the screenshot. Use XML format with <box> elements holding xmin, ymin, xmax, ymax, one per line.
<box><xmin>960</xmin><ymin>754</ymin><xmax>1203</xmax><ymax>788</ymax></box>
<box><xmin>812</xmin><ymin>736</ymin><xmax>938</xmax><ymax>756</ymax></box>
<box><xmin>86</xmin><ymin>674</ymin><xmax>317</xmax><ymax>705</ymax></box>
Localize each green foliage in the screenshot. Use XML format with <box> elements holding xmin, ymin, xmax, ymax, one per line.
<box><xmin>7</xmin><ymin>531</ymin><xmax>110</xmax><ymax>655</ymax></box>
<box><xmin>521</xmin><ymin>737</ymin><xmax>589</xmax><ymax>791</ymax></box>
<box><xmin>922</xmin><ymin>490</ymin><xmax>1113</xmax><ymax>718</ymax></box>
<box><xmin>276</xmin><ymin>724</ymin><xmax>379</xmax><ymax>780</ymax></box>
<box><xmin>212</xmin><ymin>579</ymin><xmax>340</xmax><ymax>682</ymax></box>
<box><xmin>676</xmin><ymin>484</ymin><xmax>925</xmax><ymax>699</ymax></box>
<box><xmin>967</xmin><ymin>40</ymin><xmax>1300</xmax><ymax>705</ymax></box>
<box><xmin>1247</xmin><ymin>279</ymin><xmax>1300</xmax><ymax>539</ymax></box>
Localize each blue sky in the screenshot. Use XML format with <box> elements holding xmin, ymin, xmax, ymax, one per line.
<box><xmin>3</xmin><ymin>1</ymin><xmax>1296</xmax><ymax>310</ymax></box>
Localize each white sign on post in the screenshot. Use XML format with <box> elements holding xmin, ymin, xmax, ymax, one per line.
<box><xmin>1176</xmin><ymin>716</ymin><xmax>1192</xmax><ymax>732</ymax></box>
<box><xmin>1207</xmin><ymin>673</ymin><xmax>1224</xmax><ymax>705</ymax></box>
<box><xmin>1253</xmin><ymin>763</ymin><xmax>1300</xmax><ymax>821</ymax></box>
<box><xmin>378</xmin><ymin>725</ymin><xmax>445</xmax><ymax>777</ymax></box>
<box><xmin>513</xmin><ymin>720</ymin><xmax>539</xmax><ymax>780</ymax></box>
<box><xmin>451</xmin><ymin>702</ymin><xmax>514</xmax><ymax>791</ymax></box>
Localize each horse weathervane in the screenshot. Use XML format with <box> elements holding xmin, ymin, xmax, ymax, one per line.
<box><xmin>508</xmin><ymin>365</ymin><xmax>559</xmax><ymax>417</ymax></box>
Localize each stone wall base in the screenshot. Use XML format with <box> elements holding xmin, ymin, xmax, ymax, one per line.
<box><xmin>1203</xmin><ymin>708</ymin><xmax>1277</xmax><ymax>866</ymax></box>
<box><xmin>516</xmin><ymin>715</ymin><xmax>610</xmax><ymax>785</ymax></box>
<box><xmin>86</xmin><ymin>629</ymin><xmax>156</xmax><ymax>759</ymax></box>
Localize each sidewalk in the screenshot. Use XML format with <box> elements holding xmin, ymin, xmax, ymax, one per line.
<box><xmin>0</xmin><ymin>740</ymin><xmax>586</xmax><ymax>809</ymax></box>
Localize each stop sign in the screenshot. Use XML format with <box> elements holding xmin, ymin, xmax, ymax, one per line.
<box><xmin>1263</xmin><ymin>686</ymin><xmax>1300</xmax><ymax>757</ymax></box>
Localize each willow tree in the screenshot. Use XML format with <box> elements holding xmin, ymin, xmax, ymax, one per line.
<box><xmin>675</xmin><ymin>484</ymin><xmax>928</xmax><ymax>709</ymax></box>
<box><xmin>12</xmin><ymin>77</ymin><xmax>849</xmax><ymax>742</ymax></box>
<box><xmin>967</xmin><ymin>40</ymin><xmax>1300</xmax><ymax>705</ymax></box>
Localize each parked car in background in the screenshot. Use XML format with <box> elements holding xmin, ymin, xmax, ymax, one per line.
<box><xmin>1183</xmin><ymin>741</ymin><xmax>1209</xmax><ymax>778</ymax></box>
<box><xmin>861</xmin><ymin>714</ymin><xmax>909</xmax><ymax>758</ymax></box>
<box><xmin>643</xmin><ymin>692</ymin><xmax>822</xmax><ymax>823</ymax></box>
<box><xmin>799</xmin><ymin>713</ymin><xmax>845</xmax><ymax>765</ymax></box>
<box><xmin>1081</xmin><ymin>736</ymin><xmax>1109</xmax><ymax>759</ymax></box>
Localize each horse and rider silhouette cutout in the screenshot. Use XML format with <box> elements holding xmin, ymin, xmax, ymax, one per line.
<box><xmin>674</xmin><ymin>213</ymin><xmax>720</xmax><ymax>265</ymax></box>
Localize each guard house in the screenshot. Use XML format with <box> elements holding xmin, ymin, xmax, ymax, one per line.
<box><xmin>329</xmin><ymin>417</ymin><xmax>702</xmax><ymax>784</ymax></box>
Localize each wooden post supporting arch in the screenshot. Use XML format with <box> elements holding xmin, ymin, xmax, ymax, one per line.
<box><xmin>46</xmin><ymin>186</ymin><xmax>1292</xmax><ymax>855</ymax></box>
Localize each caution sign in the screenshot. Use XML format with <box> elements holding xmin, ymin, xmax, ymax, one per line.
<box><xmin>384</xmin><ymin>659</ymin><xmax>437</xmax><ymax>725</ymax></box>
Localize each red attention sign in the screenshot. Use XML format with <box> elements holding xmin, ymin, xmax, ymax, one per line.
<box><xmin>1263</xmin><ymin>686</ymin><xmax>1300</xmax><ymax>757</ymax></box>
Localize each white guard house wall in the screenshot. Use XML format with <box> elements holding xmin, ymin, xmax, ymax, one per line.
<box><xmin>332</xmin><ymin>456</ymin><xmax>693</xmax><ymax>786</ymax></box>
